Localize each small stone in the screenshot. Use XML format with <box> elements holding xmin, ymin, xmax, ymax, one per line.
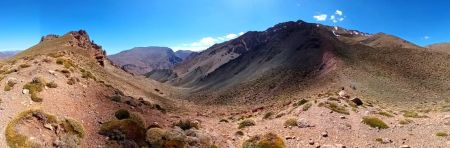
<box><xmin>340</xmin><ymin>116</ymin><xmax>346</xmax><ymax>119</ymax></box>
<box><xmin>285</xmin><ymin>136</ymin><xmax>295</xmax><ymax>140</ymax></box>
<box><xmin>22</xmin><ymin>89</ymin><xmax>30</xmax><ymax>94</ymax></box>
<box><xmin>335</xmin><ymin>144</ymin><xmax>346</xmax><ymax>148</ymax></box>
<box><xmin>53</xmin><ymin>140</ymin><xmax>64</xmax><ymax>147</ymax></box>
<box><xmin>351</xmin><ymin>98</ymin><xmax>363</xmax><ymax>106</ymax></box>
<box><xmin>321</xmin><ymin>131</ymin><xmax>328</xmax><ymax>137</ymax></box>
<box><xmin>399</xmin><ymin>145</ymin><xmax>410</xmax><ymax>148</ymax></box>
<box><xmin>382</xmin><ymin>138</ymin><xmax>393</xmax><ymax>144</ymax></box>
<box><xmin>308</xmin><ymin>139</ymin><xmax>315</xmax><ymax>145</ymax></box>
<box><xmin>338</xmin><ymin>90</ymin><xmax>349</xmax><ymax>98</ymax></box>
<box><xmin>44</xmin><ymin>123</ymin><xmax>54</xmax><ymax>131</ymax></box>
<box><xmin>48</xmin><ymin>70</ymin><xmax>57</xmax><ymax>75</ymax></box>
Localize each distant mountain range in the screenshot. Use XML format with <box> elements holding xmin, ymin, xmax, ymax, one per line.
<box><xmin>108</xmin><ymin>47</ymin><xmax>195</xmax><ymax>75</ymax></box>
<box><xmin>146</xmin><ymin>20</ymin><xmax>450</xmax><ymax>106</ymax></box>
<box><xmin>0</xmin><ymin>50</ymin><xmax>21</xmax><ymax>59</ymax></box>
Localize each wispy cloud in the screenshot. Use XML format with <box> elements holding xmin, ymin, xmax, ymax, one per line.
<box><xmin>423</xmin><ymin>36</ymin><xmax>430</xmax><ymax>40</ymax></box>
<box><xmin>171</xmin><ymin>32</ymin><xmax>243</xmax><ymax>51</ymax></box>
<box><xmin>313</xmin><ymin>14</ymin><xmax>328</xmax><ymax>21</ymax></box>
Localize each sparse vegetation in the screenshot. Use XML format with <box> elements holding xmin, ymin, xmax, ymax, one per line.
<box><xmin>378</xmin><ymin>111</ymin><xmax>394</xmax><ymax>117</ymax></box>
<box><xmin>174</xmin><ymin>120</ymin><xmax>199</xmax><ymax>130</ymax></box>
<box><xmin>67</xmin><ymin>77</ymin><xmax>78</xmax><ymax>85</ymax></box>
<box><xmin>302</xmin><ymin>102</ymin><xmax>312</xmax><ymax>111</ymax></box>
<box><xmin>235</xmin><ymin>131</ymin><xmax>244</xmax><ymax>136</ymax></box>
<box><xmin>322</xmin><ymin>101</ymin><xmax>349</xmax><ymax>115</ymax></box>
<box><xmin>238</xmin><ymin>119</ymin><xmax>256</xmax><ymax>129</ymax></box>
<box><xmin>436</xmin><ymin>132</ymin><xmax>448</xmax><ymax>137</ymax></box>
<box><xmin>47</xmin><ymin>52</ymin><xmax>64</xmax><ymax>58</ymax></box>
<box><xmin>100</xmin><ymin>111</ymin><xmax>148</xmax><ymax>146</ymax></box>
<box><xmin>263</xmin><ymin>112</ymin><xmax>274</xmax><ymax>119</ymax></box>
<box><xmin>110</xmin><ymin>95</ymin><xmax>122</xmax><ymax>102</ymax></box>
<box><xmin>4</xmin><ymin>80</ymin><xmax>16</xmax><ymax>91</ymax></box>
<box><xmin>6</xmin><ymin>109</ymin><xmax>84</xmax><ymax>148</ymax></box>
<box><xmin>362</xmin><ymin>116</ymin><xmax>389</xmax><ymax>129</ymax></box>
<box><xmin>293</xmin><ymin>99</ymin><xmax>308</xmax><ymax>107</ymax></box>
<box><xmin>284</xmin><ymin>118</ymin><xmax>298</xmax><ymax>127</ymax></box>
<box><xmin>19</xmin><ymin>64</ymin><xmax>31</xmax><ymax>69</ymax></box>
<box><xmin>46</xmin><ymin>81</ymin><xmax>58</xmax><ymax>88</ymax></box>
<box><xmin>23</xmin><ymin>77</ymin><xmax>46</xmax><ymax>102</ymax></box>
<box><xmin>402</xmin><ymin>111</ymin><xmax>428</xmax><ymax>118</ymax></box>
<box><xmin>63</xmin><ymin>118</ymin><xmax>86</xmax><ymax>138</ymax></box>
<box><xmin>242</xmin><ymin>133</ymin><xmax>285</xmax><ymax>148</ymax></box>
<box><xmin>399</xmin><ymin>118</ymin><xmax>413</xmax><ymax>125</ymax></box>
<box><xmin>114</xmin><ymin>109</ymin><xmax>131</xmax><ymax>120</ymax></box>
<box><xmin>80</xmin><ymin>69</ymin><xmax>96</xmax><ymax>80</ymax></box>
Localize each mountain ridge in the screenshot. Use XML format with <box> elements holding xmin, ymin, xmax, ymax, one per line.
<box><xmin>109</xmin><ymin>46</ymin><xmax>191</xmax><ymax>75</ymax></box>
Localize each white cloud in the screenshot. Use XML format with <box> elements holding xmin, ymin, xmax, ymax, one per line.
<box><xmin>313</xmin><ymin>10</ymin><xmax>345</xmax><ymax>23</ymax></box>
<box><xmin>313</xmin><ymin>14</ymin><xmax>327</xmax><ymax>21</ymax></box>
<box><xmin>225</xmin><ymin>33</ymin><xmax>238</xmax><ymax>39</ymax></box>
<box><xmin>423</xmin><ymin>36</ymin><xmax>430</xmax><ymax>40</ymax></box>
<box><xmin>329</xmin><ymin>10</ymin><xmax>345</xmax><ymax>23</ymax></box>
<box><xmin>335</xmin><ymin>10</ymin><xmax>343</xmax><ymax>16</ymax></box>
<box><xmin>171</xmin><ymin>32</ymin><xmax>244</xmax><ymax>51</ymax></box>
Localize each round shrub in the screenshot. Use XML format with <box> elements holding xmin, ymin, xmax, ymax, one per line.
<box><xmin>115</xmin><ymin>109</ymin><xmax>131</xmax><ymax>120</ymax></box>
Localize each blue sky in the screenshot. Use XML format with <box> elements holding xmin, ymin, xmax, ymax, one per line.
<box><xmin>0</xmin><ymin>0</ymin><xmax>449</xmax><ymax>54</ymax></box>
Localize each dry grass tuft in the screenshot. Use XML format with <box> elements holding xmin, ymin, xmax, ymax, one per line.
<box><xmin>362</xmin><ymin>116</ymin><xmax>389</xmax><ymax>129</ymax></box>
<box><xmin>243</xmin><ymin>133</ymin><xmax>285</xmax><ymax>148</ymax></box>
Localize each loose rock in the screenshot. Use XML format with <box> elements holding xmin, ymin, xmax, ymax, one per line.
<box><xmin>321</xmin><ymin>131</ymin><xmax>328</xmax><ymax>137</ymax></box>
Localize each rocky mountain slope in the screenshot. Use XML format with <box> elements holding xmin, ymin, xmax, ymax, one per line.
<box><xmin>426</xmin><ymin>42</ymin><xmax>450</xmax><ymax>54</ymax></box>
<box><xmin>109</xmin><ymin>47</ymin><xmax>184</xmax><ymax>75</ymax></box>
<box><xmin>148</xmin><ymin>21</ymin><xmax>450</xmax><ymax>110</ymax></box>
<box><xmin>175</xmin><ymin>50</ymin><xmax>195</xmax><ymax>60</ymax></box>
<box><xmin>0</xmin><ymin>31</ymin><xmax>218</xmax><ymax>148</ymax></box>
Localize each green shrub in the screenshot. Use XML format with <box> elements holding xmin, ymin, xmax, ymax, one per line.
<box><xmin>56</xmin><ymin>58</ymin><xmax>64</xmax><ymax>65</ymax></box>
<box><xmin>46</xmin><ymin>81</ymin><xmax>58</xmax><ymax>88</ymax></box>
<box><xmin>48</xmin><ymin>52</ymin><xmax>64</xmax><ymax>58</ymax></box>
<box><xmin>283</xmin><ymin>118</ymin><xmax>298</xmax><ymax>127</ymax></box>
<box><xmin>63</xmin><ymin>118</ymin><xmax>86</xmax><ymax>138</ymax></box>
<box><xmin>238</xmin><ymin>119</ymin><xmax>256</xmax><ymax>129</ymax></box>
<box><xmin>23</xmin><ymin>77</ymin><xmax>46</xmax><ymax>102</ymax></box>
<box><xmin>235</xmin><ymin>131</ymin><xmax>244</xmax><ymax>136</ymax></box>
<box><xmin>19</xmin><ymin>64</ymin><xmax>31</xmax><ymax>69</ymax></box>
<box><xmin>110</xmin><ymin>95</ymin><xmax>122</xmax><ymax>102</ymax></box>
<box><xmin>80</xmin><ymin>69</ymin><xmax>96</xmax><ymax>80</ymax></box>
<box><xmin>99</xmin><ymin>119</ymin><xmax>146</xmax><ymax>144</ymax></box>
<box><xmin>362</xmin><ymin>116</ymin><xmax>389</xmax><ymax>129</ymax></box>
<box><xmin>263</xmin><ymin>112</ymin><xmax>274</xmax><ymax>119</ymax></box>
<box><xmin>4</xmin><ymin>80</ymin><xmax>16</xmax><ymax>91</ymax></box>
<box><xmin>436</xmin><ymin>132</ymin><xmax>448</xmax><ymax>137</ymax></box>
<box><xmin>242</xmin><ymin>133</ymin><xmax>285</xmax><ymax>148</ymax></box>
<box><xmin>115</xmin><ymin>109</ymin><xmax>131</xmax><ymax>120</ymax></box>
<box><xmin>174</xmin><ymin>120</ymin><xmax>199</xmax><ymax>130</ymax></box>
<box><xmin>293</xmin><ymin>99</ymin><xmax>308</xmax><ymax>107</ymax></box>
